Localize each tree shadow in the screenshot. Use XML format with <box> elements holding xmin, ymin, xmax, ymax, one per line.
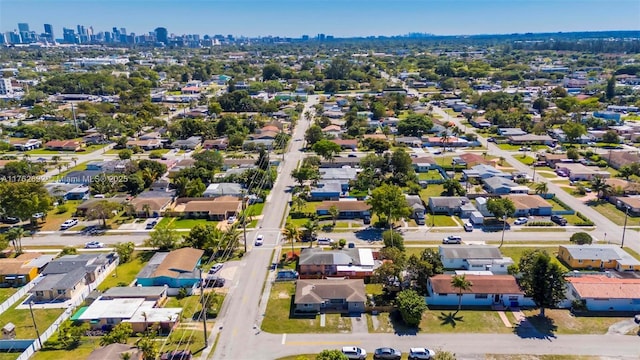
<box><xmin>388</xmin><ymin>310</ymin><xmax>419</xmax><ymax>336</ymax></box>
<box><xmin>438</xmin><ymin>311</ymin><xmax>464</xmax><ymax>328</ymax></box>
<box><xmin>513</xmin><ymin>314</ymin><xmax>557</xmax><ymax>340</ymax></box>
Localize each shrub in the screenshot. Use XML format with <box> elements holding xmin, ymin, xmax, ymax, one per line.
<box><xmin>149</xmin><ymin>151</ymin><xmax>163</xmax><ymax>159</ymax></box>
<box><xmin>525</xmin><ymin>221</ymin><xmax>554</xmax><ymax>226</ymax></box>
<box><xmin>570</xmin><ymin>232</ymin><xmax>593</xmax><ymax>244</ymax></box>
<box><xmin>56</xmin><ymin>205</ymin><xmax>69</xmax><ymax>214</ymax></box>
<box><xmin>177</xmin><ymin>287</ymin><xmax>188</xmax><ymax>299</ymax></box>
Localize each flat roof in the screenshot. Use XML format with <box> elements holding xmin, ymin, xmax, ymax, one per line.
<box><xmin>78</xmin><ymin>298</ymin><xmax>146</xmax><ymax>320</ymax></box>
<box><xmin>125</xmin><ymin>307</ymin><xmax>181</xmax><ymax>323</ymax></box>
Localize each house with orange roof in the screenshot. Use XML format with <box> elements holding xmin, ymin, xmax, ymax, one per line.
<box><xmin>566</xmin><ymin>275</ymin><xmax>640</xmax><ymax>312</ymax></box>
<box><xmin>427</xmin><ymin>274</ymin><xmax>535</xmax><ymax>308</ymax></box>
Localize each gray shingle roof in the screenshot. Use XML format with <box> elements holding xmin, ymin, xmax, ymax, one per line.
<box><xmin>31</xmin><ymin>267</ymin><xmax>86</xmax><ymax>292</ymax></box>
<box><xmin>294</xmin><ymin>279</ymin><xmax>366</xmax><ymax>304</ymax></box>
<box><xmin>439</xmin><ymin>245</ymin><xmax>503</xmax><ymax>260</ymax></box>
<box><xmin>562</xmin><ymin>245</ymin><xmax>640</xmax><ymax>266</ymax></box>
<box><xmin>299</xmin><ymin>248</ymin><xmax>360</xmax><ymax>266</ymax></box>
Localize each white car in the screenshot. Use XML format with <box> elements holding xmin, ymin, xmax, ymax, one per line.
<box><xmin>84</xmin><ymin>241</ymin><xmax>104</xmax><ymax>249</ymax></box>
<box><xmin>60</xmin><ymin>218</ymin><xmax>79</xmax><ymax>230</ymax></box>
<box><xmin>227</xmin><ymin>216</ymin><xmax>237</xmax><ymax>224</ymax></box>
<box><xmin>316</xmin><ymin>237</ymin><xmax>334</xmax><ymax>245</ymax></box>
<box><xmin>514</xmin><ymin>217</ymin><xmax>528</xmax><ymax>225</ymax></box>
<box><xmin>254</xmin><ymin>234</ymin><xmax>264</xmax><ymax>246</ymax></box>
<box><xmin>341</xmin><ymin>346</ymin><xmax>367</xmax><ymax>360</ymax></box>
<box><xmin>208</xmin><ymin>263</ymin><xmax>224</xmax><ymax>274</ymax></box>
<box><xmin>408</xmin><ymin>347</ymin><xmax>436</xmax><ymax>360</ymax></box>
<box><xmin>442</xmin><ymin>235</ymin><xmax>462</xmax><ymax>244</ymax></box>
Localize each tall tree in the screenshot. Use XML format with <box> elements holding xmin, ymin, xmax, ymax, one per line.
<box><xmin>86</xmin><ymin>200</ymin><xmax>122</xmax><ymax>228</ymax></box>
<box><xmin>562</xmin><ymin>122</ymin><xmax>586</xmax><ymax>144</ymax></box>
<box><xmin>144</xmin><ymin>225</ymin><xmax>181</xmax><ymax>251</ymax></box>
<box><xmin>328</xmin><ymin>205</ymin><xmax>340</xmax><ymax>226</ymax></box>
<box><xmin>606</xmin><ymin>75</ymin><xmax>616</xmax><ymax>100</ymax></box>
<box><xmin>303</xmin><ymin>219</ymin><xmax>319</xmax><ymax>247</ymax></box>
<box><xmin>517</xmin><ymin>250</ymin><xmax>566</xmax><ymax>317</ymax></box>
<box><xmin>396</xmin><ymin>289</ymin><xmax>428</xmax><ymax>327</ymax></box>
<box><xmin>451</xmin><ymin>275</ymin><xmax>473</xmax><ymax>313</ymax></box>
<box><xmin>0</xmin><ymin>181</ymin><xmax>52</xmax><ymax>221</ymax></box>
<box><xmin>114</xmin><ymin>242</ymin><xmax>135</xmax><ymax>263</ymax></box>
<box><xmin>486</xmin><ymin>198</ymin><xmax>515</xmax><ymax>219</ymax></box>
<box><xmin>367</xmin><ymin>183</ymin><xmax>411</xmax><ymax>227</ymax></box>
<box><xmin>312</xmin><ymin>139</ymin><xmax>341</xmax><ymax>161</ymax></box>
<box><xmin>590</xmin><ymin>176</ymin><xmax>612</xmax><ymax>200</ymax></box>
<box><xmin>534</xmin><ymin>182</ymin><xmax>548</xmax><ymax>195</ymax></box>
<box><xmin>396</xmin><ymin>114</ymin><xmax>433</xmax><ymax>137</ymax></box>
<box><xmin>281</xmin><ymin>222</ymin><xmax>300</xmax><ymax>255</ymax></box>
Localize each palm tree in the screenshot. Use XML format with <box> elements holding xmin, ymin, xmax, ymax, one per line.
<box><xmin>71</xmin><ymin>157</ymin><xmax>78</xmax><ymax>166</ymax></box>
<box><xmin>51</xmin><ymin>155</ymin><xmax>60</xmax><ymax>165</ymax></box>
<box><xmin>7</xmin><ymin>227</ymin><xmax>25</xmax><ymax>254</ymax></box>
<box><xmin>439</xmin><ymin>129</ymin><xmax>450</xmax><ymax>156</ymax></box>
<box><xmin>223</xmin><ymin>224</ymin><xmax>242</xmax><ymax>254</ymax></box>
<box><xmin>451</xmin><ymin>275</ymin><xmax>473</xmax><ymax>313</ymax></box>
<box><xmin>173</xmin><ymin>177</ymin><xmax>190</xmax><ymax>197</ymax></box>
<box><xmin>291</xmin><ymin>196</ymin><xmax>307</xmax><ymax>214</ymax></box>
<box><xmin>281</xmin><ymin>222</ymin><xmax>300</xmax><ymax>256</ymax></box>
<box><xmin>534</xmin><ymin>182</ymin><xmax>548</xmax><ymax>195</ymax></box>
<box><xmin>328</xmin><ymin>205</ymin><xmax>340</xmax><ymax>226</ymax></box>
<box><xmin>303</xmin><ymin>219</ymin><xmax>319</xmax><ymax>248</ymax></box>
<box><xmin>142</xmin><ymin>204</ymin><xmax>151</xmax><ymax>218</ymax></box>
<box><xmin>591</xmin><ymin>176</ymin><xmax>612</xmax><ymax>201</ymax></box>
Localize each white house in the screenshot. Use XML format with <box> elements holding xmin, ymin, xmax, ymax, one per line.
<box><xmin>439</xmin><ymin>245</ymin><xmax>513</xmax><ymax>274</ymax></box>
<box><xmin>427</xmin><ymin>274</ymin><xmax>535</xmax><ymax>308</ymax></box>
<box><xmin>566</xmin><ymin>275</ymin><xmax>640</xmax><ymax>312</ymax></box>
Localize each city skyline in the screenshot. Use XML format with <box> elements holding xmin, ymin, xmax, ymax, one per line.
<box><xmin>1</xmin><ymin>0</ymin><xmax>639</xmax><ymax>38</ymax></box>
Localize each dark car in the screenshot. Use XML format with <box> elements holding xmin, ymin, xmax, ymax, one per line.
<box><xmin>204</xmin><ymin>276</ymin><xmax>225</xmax><ymax>288</ymax></box>
<box><xmin>373</xmin><ymin>347</ymin><xmax>402</xmax><ymax>360</ymax></box>
<box><xmin>161</xmin><ymin>350</ymin><xmax>191</xmax><ymax>360</ymax></box>
<box><xmin>551</xmin><ymin>214</ymin><xmax>567</xmax><ymax>226</ymax></box>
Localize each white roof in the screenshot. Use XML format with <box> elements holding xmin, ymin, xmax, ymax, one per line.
<box><xmin>455</xmin><ymin>270</ymin><xmax>494</xmax><ymax>275</ymax></box>
<box><xmin>78</xmin><ymin>298</ymin><xmax>146</xmax><ymax>320</ymax></box>
<box><xmin>125</xmin><ymin>307</ymin><xmax>182</xmax><ymax>324</ymax></box>
<box><xmin>337</xmin><ymin>265</ymin><xmax>375</xmax><ymax>272</ymax></box>
<box><xmin>358</xmin><ymin>249</ymin><xmax>374</xmax><ymax>266</ymax></box>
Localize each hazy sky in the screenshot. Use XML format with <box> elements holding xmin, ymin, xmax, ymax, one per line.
<box><xmin>1</xmin><ymin>0</ymin><xmax>639</xmax><ymax>38</ymax></box>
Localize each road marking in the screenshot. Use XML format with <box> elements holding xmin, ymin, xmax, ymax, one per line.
<box><xmin>286</xmin><ymin>341</ymin><xmax>361</xmax><ymax>346</ymax></box>
<box><xmin>232</xmin><ymin>328</ymin><xmax>237</xmax><ymax>337</ymax></box>
<box><xmin>281</xmin><ymin>334</ymin><xmax>286</xmax><ymax>345</ymax></box>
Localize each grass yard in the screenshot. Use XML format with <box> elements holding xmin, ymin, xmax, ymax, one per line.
<box><xmin>591</xmin><ymin>202</ymin><xmax>640</xmax><ymax>226</ymax></box>
<box><xmin>162</xmin><ymin>328</ymin><xmax>207</xmax><ymax>355</ymax></box>
<box><xmin>262</xmin><ymin>283</ymin><xmax>352</xmax><ymax>334</ymax></box>
<box><xmin>40</xmin><ymin>200</ymin><xmax>82</xmax><ymax>231</ymax></box>
<box><xmin>538</xmin><ymin>171</ymin><xmax>559</xmax><ymax>179</ymax></box>
<box><xmin>521</xmin><ymin>309</ymin><xmax>628</xmax><ymax>334</ymax></box>
<box><xmin>515</xmin><ymin>155</ymin><xmax>535</xmax><ymax>165</ymax></box>
<box><xmin>497</xmin><ymin>144</ymin><xmax>546</xmax><ymax>151</ymax></box>
<box><xmin>427</xmin><ymin>214</ymin><xmax>459</xmax><ymax>227</ymax></box>
<box><xmin>419</xmin><ymin>184</ymin><xmax>445</xmax><ymax>201</ymax></box>
<box><xmin>245</xmin><ymin>202</ymin><xmax>265</xmax><ymax>216</ymax></box>
<box><xmin>499</xmin><ymin>247</ymin><xmax>568</xmax><ymax>272</ymax></box>
<box><xmin>417</xmin><ymin>170</ymin><xmax>444</xmax><ymax>181</ymax></box>
<box><xmin>0</xmin><ymin>297</ymin><xmax>64</xmax><ymax>339</ymax></box>
<box><xmin>547</xmin><ymin>197</ymin><xmax>569</xmax><ymax>211</ymax></box>
<box><xmin>97</xmin><ymin>251</ymin><xmax>153</xmax><ymax>291</ymax></box>
<box><xmin>0</xmin><ymin>287</ymin><xmax>17</xmax><ymax>303</ymax></box>
<box><xmin>53</xmin><ymin>161</ymin><xmax>89</xmax><ymax>180</ymax></box>
<box><xmin>165</xmin><ymin>295</ymin><xmax>203</xmax><ymax>321</ymax></box>
<box><xmin>157</xmin><ymin>217</ymin><xmax>218</xmax><ymax>229</ymax></box>
<box><xmin>32</xmin><ymin>336</ymin><xmax>101</xmax><ymax>360</ymax></box>
<box><xmin>368</xmin><ymin>309</ymin><xmax>513</xmax><ymax>334</ymax></box>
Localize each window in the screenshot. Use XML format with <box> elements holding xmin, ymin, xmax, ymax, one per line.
<box><xmin>508</xmin><ymin>296</ymin><xmax>518</xmax><ymax>301</ymax></box>
<box><xmin>475</xmin><ymin>294</ymin><xmax>488</xmax><ymax>299</ymax></box>
<box><xmin>578</xmin><ymin>260</ymin><xmax>582</xmax><ymax>263</ymax></box>
<box><xmin>35</xmin><ymin>291</ymin><xmax>43</xmax><ymax>297</ymax></box>
<box><xmin>57</xmin><ymin>289</ymin><xmax>66</xmax><ymax>295</ymax></box>
<box><xmin>439</xmin><ymin>293</ymin><xmax>448</xmax><ymax>296</ymax></box>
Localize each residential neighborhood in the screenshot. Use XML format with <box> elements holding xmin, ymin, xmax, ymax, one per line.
<box><xmin>0</xmin><ymin>12</ymin><xmax>639</xmax><ymax>360</ymax></box>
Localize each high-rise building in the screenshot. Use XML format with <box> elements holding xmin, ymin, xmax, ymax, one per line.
<box><xmin>17</xmin><ymin>23</ymin><xmax>30</xmax><ymax>43</ymax></box>
<box><xmin>62</xmin><ymin>27</ymin><xmax>77</xmax><ymax>43</ymax></box>
<box><xmin>0</xmin><ymin>78</ymin><xmax>13</xmax><ymax>95</ymax></box>
<box><xmin>43</xmin><ymin>24</ymin><xmax>54</xmax><ymax>43</ymax></box>
<box><xmin>154</xmin><ymin>27</ymin><xmax>168</xmax><ymax>44</ymax></box>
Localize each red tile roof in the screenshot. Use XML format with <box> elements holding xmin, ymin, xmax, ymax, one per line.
<box><xmin>568</xmin><ymin>276</ymin><xmax>640</xmax><ymax>299</ymax></box>
<box><xmin>429</xmin><ymin>274</ymin><xmax>524</xmax><ymax>295</ymax></box>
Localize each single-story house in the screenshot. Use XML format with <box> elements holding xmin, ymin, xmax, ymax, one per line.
<box><xmin>555</xmin><ymin>163</ymin><xmax>610</xmax><ymax>181</ymax></box>
<box><xmin>171</xmin><ymin>136</ymin><xmax>202</xmax><ymax>150</ymax></box>
<box><xmin>498</xmin><ymin>128</ymin><xmax>527</xmax><ymax>137</ymax></box>
<box><xmin>45</xmin><ymin>140</ymin><xmax>82</xmax><ymax>151</ymax></box>
<box><xmin>319</xmin><ymin>167</ymin><xmax>359</xmax><ymax>182</ymax></box>
<box><xmin>202</xmin><ymin>138</ymin><xmax>228</xmax><ymax>150</ymax></box>
<box><xmin>82</xmin><ymin>133</ymin><xmax>106</xmax><ymax>145</ymax></box>
<box><xmin>58</xmin><ymin>170</ymin><xmax>105</xmax><ymax>185</ymax></box>
<box><xmin>65</xmin><ymin>186</ymin><xmax>90</xmax><ymax>200</ymax></box>
<box><xmin>566</xmin><ymin>275</ymin><xmax>640</xmax><ymax>312</ymax></box>
<box><xmin>406</xmin><ymin>195</ymin><xmax>426</xmax><ymax>223</ymax></box>
<box><xmin>250</xmin><ymin>130</ymin><xmax>279</xmax><ymax>140</ymax></box>
<box><xmin>172</xmin><ymin>196</ymin><xmax>241</xmax><ymax>220</ymax></box>
<box><xmin>30</xmin><ymin>267</ymin><xmax>88</xmax><ymax>302</ymax></box>
<box><xmin>320</xmin><ymin>157</ymin><xmax>360</xmax><ymax>169</ymax></box>
<box><xmin>126</xmin><ymin>139</ymin><xmax>162</xmax><ymax>150</ymax></box>
<box><xmin>613</xmin><ymin>196</ymin><xmax>640</xmax><ymax>216</ymax></box>
<box><xmin>427</xmin><ymin>274</ymin><xmax>534</xmax><ymax>308</ymax></box>
<box><xmin>316</xmin><ymin>200</ymin><xmax>371</xmax><ymax>219</ymax></box>
<box><xmin>309</xmin><ymin>181</ymin><xmax>343</xmax><ymax>201</ymax></box>
<box><xmin>130</xmin><ymin>197</ymin><xmax>173</xmax><ymax>218</ymax></box>
<box><xmin>86</xmin><ymin>160</ymin><xmax>131</xmax><ymax>172</ymax></box>
<box><xmin>503</xmin><ymin>194</ymin><xmax>553</xmax><ymax>216</ymax></box>
<box><xmin>100</xmin><ymin>286</ymin><xmax>168</xmax><ymax>303</ymax></box>
<box><xmin>508</xmin><ymin>134</ymin><xmax>555</xmax><ymax>146</ymax></box>
<box><xmin>298</xmin><ymin>248</ymin><xmax>376</xmax><ymax>279</ymax></box>
<box><xmin>202</xmin><ymin>183</ymin><xmax>244</xmax><ymax>198</ymax></box>
<box><xmin>458</xmin><ymin>153</ymin><xmax>496</xmax><ymax>168</ymax></box>
<box><xmin>607</xmin><ymin>151</ymin><xmax>640</xmax><ymax>169</ymax></box>
<box><xmin>140</xmin><ymin>132</ymin><xmax>162</xmax><ymax>140</ymax></box>
<box><xmin>294</xmin><ymin>279</ymin><xmax>366</xmax><ymax>314</ymax></box>
<box><xmin>424</xmin><ymin>136</ymin><xmax>468</xmax><ymax>147</ymax></box>
<box><xmin>243</xmin><ymin>139</ymin><xmax>274</xmax><ymax>150</ymax></box>
<box><xmin>0</xmin><ymin>253</ymin><xmax>53</xmax><ymax>286</ymax></box>
<box><xmin>412</xmin><ymin>156</ymin><xmax>436</xmax><ymax>172</ymax></box>
<box><xmin>76</xmin><ymin>198</ymin><xmax>128</xmax><ymax>216</ymax></box>
<box><xmin>538</xmin><ymin>153</ymin><xmax>569</xmax><ymax>167</ymax></box>
<box><xmin>136</xmin><ymin>248</ymin><xmax>204</xmax><ymax>291</ymax></box>
<box><xmin>483</xmin><ymin>176</ymin><xmax>528</xmax><ymax>194</ymax></box>
<box><xmin>558</xmin><ymin>245</ymin><xmax>640</xmax><ymax>272</ymax></box>
<box><xmin>439</xmin><ymin>245</ymin><xmax>513</xmax><ymax>274</ymax></box>
<box><xmin>428</xmin><ymin>197</ymin><xmax>471</xmax><ymax>215</ymax></box>
<box><xmin>11</xmin><ymin>139</ymin><xmax>41</xmax><ymax>151</ymax></box>
<box><xmin>330</xmin><ymin>139</ymin><xmax>358</xmax><ymax>150</ymax></box>
<box><xmin>463</xmin><ymin>164</ymin><xmax>510</xmax><ymax>180</ymax></box>
<box><xmin>74</xmin><ymin>297</ymin><xmax>181</xmax><ymax>333</ymax></box>
<box><xmin>395</xmin><ymin>136</ymin><xmax>423</xmax><ymax>148</ymax></box>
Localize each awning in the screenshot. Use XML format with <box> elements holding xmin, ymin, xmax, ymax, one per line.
<box><xmin>70</xmin><ymin>306</ymin><xmax>89</xmax><ymax>321</ymax></box>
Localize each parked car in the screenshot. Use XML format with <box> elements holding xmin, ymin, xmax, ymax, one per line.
<box><xmin>275</xmin><ymin>270</ymin><xmax>298</xmax><ymax>281</ymax></box>
<box><xmin>363</xmin><ymin>216</ymin><xmax>371</xmax><ymax>225</ymax></box>
<box><xmin>408</xmin><ymin>348</ymin><xmax>436</xmax><ymax>360</ymax></box>
<box><xmin>514</xmin><ymin>217</ymin><xmax>528</xmax><ymax>225</ymax></box>
<box><xmin>1</xmin><ymin>217</ymin><xmax>20</xmax><ymax>224</ymax></box>
<box><xmin>227</xmin><ymin>216</ymin><xmax>237</xmax><ymax>224</ymax></box>
<box><xmin>84</xmin><ymin>241</ymin><xmax>105</xmax><ymax>249</ymax></box>
<box><xmin>316</xmin><ymin>237</ymin><xmax>334</xmax><ymax>245</ymax></box>
<box><xmin>208</xmin><ymin>263</ymin><xmax>223</xmax><ymax>274</ymax></box>
<box><xmin>342</xmin><ymin>346</ymin><xmax>367</xmax><ymax>360</ymax></box>
<box><xmin>373</xmin><ymin>347</ymin><xmax>402</xmax><ymax>360</ymax></box>
<box><xmin>442</xmin><ymin>235</ymin><xmax>462</xmax><ymax>244</ymax></box>
<box><xmin>551</xmin><ymin>215</ymin><xmax>567</xmax><ymax>226</ymax></box>
<box><xmin>254</xmin><ymin>234</ymin><xmax>264</xmax><ymax>246</ymax></box>
<box><xmin>146</xmin><ymin>220</ymin><xmax>158</xmax><ymax>230</ymax></box>
<box><xmin>60</xmin><ymin>218</ymin><xmax>79</xmax><ymax>230</ymax></box>
<box><xmin>204</xmin><ymin>276</ymin><xmax>225</xmax><ymax>288</ymax></box>
<box><xmin>161</xmin><ymin>350</ymin><xmax>191</xmax><ymax>360</ymax></box>
<box><xmin>463</xmin><ymin>223</ymin><xmax>473</xmax><ymax>232</ymax></box>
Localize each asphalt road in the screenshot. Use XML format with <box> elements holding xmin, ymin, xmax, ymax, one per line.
<box><xmin>209</xmin><ymin>95</ymin><xmax>319</xmax><ymax>359</ymax></box>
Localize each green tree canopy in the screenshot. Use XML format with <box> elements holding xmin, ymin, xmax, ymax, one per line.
<box><xmin>486</xmin><ymin>198</ymin><xmax>515</xmax><ymax>219</ymax></box>
<box><xmin>396</xmin><ymin>289</ymin><xmax>428</xmax><ymax>327</ymax></box>
<box><xmin>367</xmin><ymin>183</ymin><xmax>411</xmax><ymax>227</ymax></box>
<box><xmin>397</xmin><ymin>113</ymin><xmax>433</xmax><ymax>137</ymax></box>
<box><xmin>316</xmin><ymin>349</ymin><xmax>348</xmax><ymax>360</ymax></box>
<box><xmin>312</xmin><ymin>139</ymin><xmax>341</xmax><ymax>161</ymax></box>
<box><xmin>517</xmin><ymin>250</ymin><xmax>566</xmax><ymax>316</ymax></box>
<box><xmin>570</xmin><ymin>232</ymin><xmax>593</xmax><ymax>245</ymax></box>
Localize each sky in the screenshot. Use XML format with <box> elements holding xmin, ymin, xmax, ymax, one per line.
<box><xmin>1</xmin><ymin>0</ymin><xmax>639</xmax><ymax>38</ymax></box>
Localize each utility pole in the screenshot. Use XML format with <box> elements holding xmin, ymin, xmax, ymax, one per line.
<box><xmin>499</xmin><ymin>215</ymin><xmax>507</xmax><ymax>248</ymax></box>
<box><xmin>242</xmin><ymin>191</ymin><xmax>248</xmax><ymax>253</ymax></box>
<box><xmin>621</xmin><ymin>206</ymin><xmax>629</xmax><ymax>248</ymax></box>
<box><xmin>29</xmin><ymin>301</ymin><xmax>42</xmax><ymax>348</ymax></box>
<box><xmin>199</xmin><ymin>268</ymin><xmax>208</xmax><ymax>347</ymax></box>
<box><xmin>71</xmin><ymin>103</ymin><xmax>78</xmax><ymax>133</ymax></box>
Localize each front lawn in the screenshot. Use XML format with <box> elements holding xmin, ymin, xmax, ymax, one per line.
<box><xmin>40</xmin><ymin>200</ymin><xmax>82</xmax><ymax>231</ymax></box>
<box><xmin>0</xmin><ymin>297</ymin><xmax>64</xmax><ymax>339</ymax></box>
<box><xmin>262</xmin><ymin>283</ymin><xmax>352</xmax><ymax>333</ymax></box>
<box><xmin>417</xmin><ymin>170</ymin><xmax>444</xmax><ymax>181</ymax></box>
<box><xmin>368</xmin><ymin>309</ymin><xmax>513</xmax><ymax>334</ymax></box>
<box><xmin>157</xmin><ymin>217</ymin><xmax>218</xmax><ymax>229</ymax></box>
<box><xmin>165</xmin><ymin>295</ymin><xmax>203</xmax><ymax>321</ymax></box>
<box><xmin>419</xmin><ymin>184</ymin><xmax>445</xmax><ymax>201</ymax></box>
<box><xmin>32</xmin><ymin>336</ymin><xmax>100</xmax><ymax>360</ymax></box>
<box><xmin>245</xmin><ymin>202</ymin><xmax>265</xmax><ymax>216</ymax></box>
<box><xmin>515</xmin><ymin>155</ymin><xmax>535</xmax><ymax>165</ymax></box>
<box><xmin>591</xmin><ymin>202</ymin><xmax>640</xmax><ymax>226</ymax></box>
<box><xmin>427</xmin><ymin>215</ymin><xmax>459</xmax><ymax>227</ymax></box>
<box><xmin>499</xmin><ymin>247</ymin><xmax>568</xmax><ymax>272</ymax></box>
<box><xmin>97</xmin><ymin>251</ymin><xmax>153</xmax><ymax>291</ymax></box>
<box><xmin>497</xmin><ymin>144</ymin><xmax>546</xmax><ymax>151</ymax></box>
<box><xmin>0</xmin><ymin>287</ymin><xmax>17</xmax><ymax>303</ymax></box>
<box><xmin>521</xmin><ymin>309</ymin><xmax>628</xmax><ymax>334</ymax></box>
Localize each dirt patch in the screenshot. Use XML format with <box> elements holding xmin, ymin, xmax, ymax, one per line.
<box><xmin>278</xmin><ymin>291</ymin><xmax>290</xmax><ymax>299</ymax></box>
